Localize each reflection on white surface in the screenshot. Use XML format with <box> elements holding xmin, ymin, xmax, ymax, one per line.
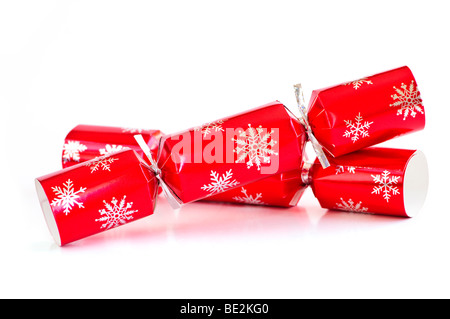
<box><xmin>68</xmin><ymin>190</ymin><xmax>408</xmax><ymax>248</ymax></box>
<box><xmin>73</xmin><ymin>196</ymin><xmax>309</xmax><ymax>247</ymax></box>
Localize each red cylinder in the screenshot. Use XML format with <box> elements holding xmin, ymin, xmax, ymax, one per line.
<box><xmin>62</xmin><ymin>124</ymin><xmax>162</xmax><ymax>168</ymax></box>
<box><xmin>36</xmin><ymin>149</ymin><xmax>158</xmax><ymax>245</ymax></box>
<box><xmin>309</xmin><ymin>147</ymin><xmax>428</xmax><ymax>217</ymax></box>
<box><xmin>308</xmin><ymin>66</ymin><xmax>425</xmax><ymax>158</ymax></box>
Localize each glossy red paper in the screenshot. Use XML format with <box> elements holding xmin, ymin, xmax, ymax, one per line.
<box><xmin>309</xmin><ymin>147</ymin><xmax>425</xmax><ymax>217</ymax></box>
<box><xmin>60</xmin><ymin>121</ymin><xmax>307</xmax><ymax>208</ymax></box>
<box><xmin>35</xmin><ymin>66</ymin><xmax>429</xmax><ymax>246</ymax></box>
<box><xmin>307</xmin><ymin>66</ymin><xmax>425</xmax><ymax>158</ymax></box>
<box><xmin>36</xmin><ymin>149</ymin><xmax>158</xmax><ymax>245</ymax></box>
<box><xmin>206</xmin><ymin>169</ymin><xmax>307</xmax><ymax>207</ymax></box>
<box><xmin>157</xmin><ymin>101</ymin><xmax>307</xmax><ymax>204</ymax></box>
<box><xmin>62</xmin><ymin>124</ymin><xmax>162</xmax><ymax>168</ymax></box>
<box><xmin>56</xmin><ymin>66</ymin><xmax>426</xmax><ymax>209</ymax></box>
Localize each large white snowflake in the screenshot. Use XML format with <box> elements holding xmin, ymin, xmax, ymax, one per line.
<box><xmin>95</xmin><ymin>196</ymin><xmax>138</xmax><ymax>230</ymax></box>
<box><xmin>99</xmin><ymin>144</ymin><xmax>124</xmax><ymax>156</ymax></box>
<box><xmin>232</xmin><ymin>124</ymin><xmax>278</xmax><ymax>170</ymax></box>
<box><xmin>194</xmin><ymin>119</ymin><xmax>226</xmax><ymax>137</ymax></box>
<box><xmin>335</xmin><ymin>198</ymin><xmax>369</xmax><ymax>213</ymax></box>
<box><xmin>84</xmin><ymin>156</ymin><xmax>118</xmax><ymax>173</ymax></box>
<box><xmin>62</xmin><ymin>141</ymin><xmax>87</xmax><ymax>162</ymax></box>
<box><xmin>232</xmin><ymin>187</ymin><xmax>265</xmax><ymax>205</ymax></box>
<box><xmin>201</xmin><ymin>169</ymin><xmax>240</xmax><ymax>195</ymax></box>
<box><xmin>371</xmin><ymin>170</ymin><xmax>401</xmax><ymax>202</ymax></box>
<box><xmin>390</xmin><ymin>80</ymin><xmax>424</xmax><ymax>120</ymax></box>
<box><xmin>344</xmin><ymin>77</ymin><xmax>373</xmax><ymax>90</ymax></box>
<box><xmin>343</xmin><ymin>113</ymin><xmax>373</xmax><ymax>143</ymax></box>
<box><xmin>50</xmin><ymin>179</ymin><xmax>86</xmax><ymax>215</ymax></box>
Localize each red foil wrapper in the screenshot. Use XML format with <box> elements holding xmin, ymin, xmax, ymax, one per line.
<box><xmin>57</xmin><ymin>66</ymin><xmax>426</xmax><ymax>208</ymax></box>
<box><xmin>157</xmin><ymin>101</ymin><xmax>307</xmax><ymax>204</ymax></box>
<box><xmin>307</xmin><ymin>66</ymin><xmax>425</xmax><ymax>158</ymax></box>
<box><xmin>60</xmin><ymin>124</ymin><xmax>307</xmax><ymax>207</ymax></box>
<box><xmin>62</xmin><ymin>124</ymin><xmax>162</xmax><ymax>168</ymax></box>
<box><xmin>36</xmin><ymin>149</ymin><xmax>158</xmax><ymax>246</ymax></box>
<box><xmin>309</xmin><ymin>147</ymin><xmax>428</xmax><ymax>217</ymax></box>
<box><xmin>206</xmin><ymin>169</ymin><xmax>307</xmax><ymax>207</ymax></box>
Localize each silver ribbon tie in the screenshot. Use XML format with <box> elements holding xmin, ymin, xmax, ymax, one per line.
<box><xmin>293</xmin><ymin>84</ymin><xmax>330</xmax><ymax>169</ymax></box>
<box><xmin>134</xmin><ymin>134</ymin><xmax>183</xmax><ymax>210</ymax></box>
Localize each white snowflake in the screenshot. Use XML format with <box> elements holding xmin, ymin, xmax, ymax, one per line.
<box><xmin>194</xmin><ymin>119</ymin><xmax>226</xmax><ymax>137</ymax></box>
<box><xmin>335</xmin><ymin>198</ymin><xmax>369</xmax><ymax>213</ymax></box>
<box><xmin>95</xmin><ymin>195</ymin><xmax>138</xmax><ymax>230</ymax></box>
<box><xmin>99</xmin><ymin>144</ymin><xmax>124</xmax><ymax>156</ymax></box>
<box><xmin>121</xmin><ymin>127</ymin><xmax>147</xmax><ymax>134</ymax></box>
<box><xmin>201</xmin><ymin>169</ymin><xmax>240</xmax><ymax>195</ymax></box>
<box><xmin>390</xmin><ymin>80</ymin><xmax>424</xmax><ymax>120</ymax></box>
<box><xmin>232</xmin><ymin>124</ymin><xmax>278</xmax><ymax>170</ymax></box>
<box><xmin>343</xmin><ymin>113</ymin><xmax>373</xmax><ymax>143</ymax></box>
<box><xmin>50</xmin><ymin>179</ymin><xmax>86</xmax><ymax>215</ymax></box>
<box><xmin>84</xmin><ymin>156</ymin><xmax>118</xmax><ymax>173</ymax></box>
<box><xmin>232</xmin><ymin>187</ymin><xmax>265</xmax><ymax>205</ymax></box>
<box><xmin>371</xmin><ymin>170</ymin><xmax>401</xmax><ymax>202</ymax></box>
<box><xmin>335</xmin><ymin>165</ymin><xmax>356</xmax><ymax>174</ymax></box>
<box><xmin>62</xmin><ymin>140</ymin><xmax>87</xmax><ymax>162</ymax></box>
<box><xmin>344</xmin><ymin>77</ymin><xmax>373</xmax><ymax>90</ymax></box>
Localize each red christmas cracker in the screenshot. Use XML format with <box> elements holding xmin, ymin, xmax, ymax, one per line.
<box><xmin>156</xmin><ymin>101</ymin><xmax>307</xmax><ymax>204</ymax></box>
<box><xmin>308</xmin><ymin>147</ymin><xmax>428</xmax><ymax>217</ymax></box>
<box><xmin>35</xmin><ymin>66</ymin><xmax>428</xmax><ymax>246</ymax></box>
<box><xmin>36</xmin><ymin>102</ymin><xmax>307</xmax><ymax>245</ymax></box>
<box><xmin>36</xmin><ymin>149</ymin><xmax>158</xmax><ymax>246</ymax></box>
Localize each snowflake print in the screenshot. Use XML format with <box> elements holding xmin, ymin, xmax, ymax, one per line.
<box><xmin>95</xmin><ymin>196</ymin><xmax>138</xmax><ymax>230</ymax></box>
<box><xmin>232</xmin><ymin>124</ymin><xmax>278</xmax><ymax>170</ymax></box>
<box><xmin>344</xmin><ymin>77</ymin><xmax>373</xmax><ymax>90</ymax></box>
<box><xmin>62</xmin><ymin>141</ymin><xmax>87</xmax><ymax>163</ymax></box>
<box><xmin>50</xmin><ymin>179</ymin><xmax>86</xmax><ymax>215</ymax></box>
<box><xmin>232</xmin><ymin>187</ymin><xmax>265</xmax><ymax>205</ymax></box>
<box><xmin>335</xmin><ymin>198</ymin><xmax>369</xmax><ymax>213</ymax></box>
<box><xmin>335</xmin><ymin>165</ymin><xmax>356</xmax><ymax>174</ymax></box>
<box><xmin>121</xmin><ymin>127</ymin><xmax>147</xmax><ymax>134</ymax></box>
<box><xmin>99</xmin><ymin>144</ymin><xmax>124</xmax><ymax>156</ymax></box>
<box><xmin>343</xmin><ymin>113</ymin><xmax>373</xmax><ymax>143</ymax></box>
<box><xmin>201</xmin><ymin>169</ymin><xmax>240</xmax><ymax>195</ymax></box>
<box><xmin>84</xmin><ymin>156</ymin><xmax>118</xmax><ymax>173</ymax></box>
<box><xmin>195</xmin><ymin>119</ymin><xmax>226</xmax><ymax>137</ymax></box>
<box><xmin>371</xmin><ymin>170</ymin><xmax>401</xmax><ymax>202</ymax></box>
<box><xmin>390</xmin><ymin>80</ymin><xmax>424</xmax><ymax>120</ymax></box>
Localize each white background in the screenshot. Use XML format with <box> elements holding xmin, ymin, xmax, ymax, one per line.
<box><xmin>1</xmin><ymin>1</ymin><xmax>449</xmax><ymax>299</ymax></box>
